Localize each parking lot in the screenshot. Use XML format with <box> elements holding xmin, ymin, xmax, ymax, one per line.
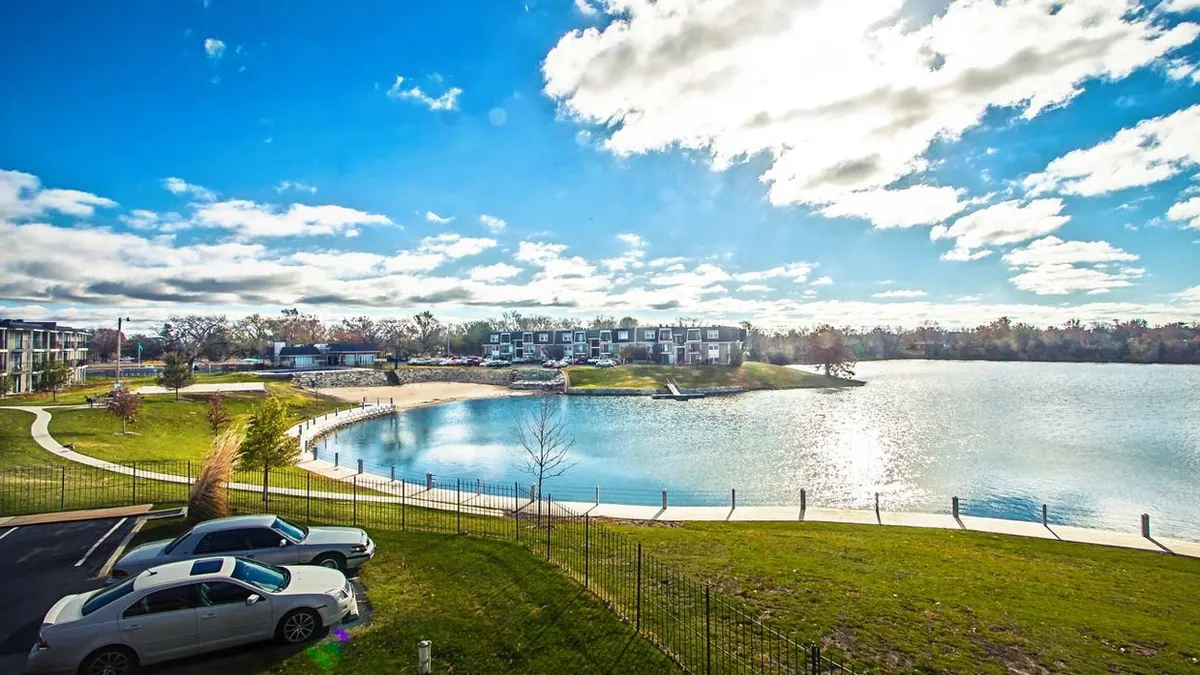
<box><xmin>0</xmin><ymin>517</ymin><xmax>368</xmax><ymax>675</ymax></box>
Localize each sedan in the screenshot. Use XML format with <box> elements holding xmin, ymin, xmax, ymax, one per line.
<box><xmin>28</xmin><ymin>556</ymin><xmax>356</xmax><ymax>675</ymax></box>
<box><xmin>112</xmin><ymin>514</ymin><xmax>374</xmax><ymax>580</ymax></box>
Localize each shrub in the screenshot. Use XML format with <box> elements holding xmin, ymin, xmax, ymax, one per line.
<box><xmin>189</xmin><ymin>428</ymin><xmax>242</xmax><ymax>523</ymax></box>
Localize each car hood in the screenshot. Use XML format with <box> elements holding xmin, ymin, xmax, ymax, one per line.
<box><xmin>281</xmin><ymin>565</ymin><xmax>346</xmax><ymax>595</ymax></box>
<box><xmin>43</xmin><ymin>593</ymin><xmax>88</xmax><ymax>627</ymax></box>
<box><xmin>302</xmin><ymin>526</ymin><xmax>366</xmax><ymax>546</ymax></box>
<box><xmin>115</xmin><ymin>539</ymin><xmax>171</xmax><ymax>572</ymax></box>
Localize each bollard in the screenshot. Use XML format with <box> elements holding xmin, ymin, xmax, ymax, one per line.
<box><xmin>1141</xmin><ymin>513</ymin><xmax>1151</xmax><ymax>538</ymax></box>
<box><xmin>1041</xmin><ymin>504</ymin><xmax>1048</xmax><ymax>526</ymax></box>
<box><xmin>731</xmin><ymin>488</ymin><xmax>736</xmax><ymax>510</ymax></box>
<box><xmin>391</xmin><ymin>466</ymin><xmax>395</xmax><ymax>482</ymax></box>
<box><xmin>595</xmin><ymin>486</ymin><xmax>599</xmax><ymax>505</ymax></box>
<box><xmin>390</xmin><ymin>397</ymin><xmax>394</xmax><ymax>405</ymax></box>
<box><xmin>426</xmin><ymin>473</ymin><xmax>433</xmax><ymax>490</ymax></box>
<box><xmin>357</xmin><ymin>459</ymin><xmax>363</xmax><ymax>475</ymax></box>
<box><xmin>952</xmin><ymin>496</ymin><xmax>960</xmax><ymax>519</ymax></box>
<box><xmin>335</xmin><ymin>452</ymin><xmax>339</xmax><ymax>468</ymax></box>
<box><xmin>662</xmin><ymin>489</ymin><xmax>667</xmax><ymax>510</ymax></box>
<box><xmin>875</xmin><ymin>492</ymin><xmax>880</xmax><ymax>514</ymax></box>
<box><xmin>530</xmin><ymin>484</ymin><xmax>536</xmax><ymax>501</ymax></box>
<box><xmin>476</xmin><ymin>478</ymin><xmax>482</xmax><ymax>495</ymax></box>
<box><xmin>800</xmin><ymin>488</ymin><xmax>806</xmax><ymax>511</ymax></box>
<box><xmin>417</xmin><ymin>640</ymin><xmax>432</xmax><ymax>675</ymax></box>
<box><xmin>312</xmin><ymin>448</ymin><xmax>318</xmax><ymax>461</ymax></box>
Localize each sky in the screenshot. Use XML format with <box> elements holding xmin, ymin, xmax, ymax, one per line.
<box><xmin>2</xmin><ymin>0</ymin><xmax>1200</xmax><ymax>333</ymax></box>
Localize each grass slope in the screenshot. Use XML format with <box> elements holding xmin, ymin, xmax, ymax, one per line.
<box><xmin>0</xmin><ymin>408</ymin><xmax>64</xmax><ymax>466</ymax></box>
<box><xmin>0</xmin><ymin>372</ymin><xmax>264</xmax><ymax>407</ymax></box>
<box><xmin>567</xmin><ymin>361</ymin><xmax>861</xmax><ymax>390</ymax></box>
<box><xmin>609</xmin><ymin>520</ymin><xmax>1200</xmax><ymax>675</ymax></box>
<box><xmin>132</xmin><ymin>521</ymin><xmax>679</xmax><ymax>675</ymax></box>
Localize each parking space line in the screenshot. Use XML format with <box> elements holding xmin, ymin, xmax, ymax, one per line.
<box><xmin>0</xmin><ymin>527</ymin><xmax>16</xmax><ymax>541</ymax></box>
<box><xmin>74</xmin><ymin>518</ymin><xmax>126</xmax><ymax>568</ymax></box>
<box><xmin>96</xmin><ymin>518</ymin><xmax>146</xmax><ymax>580</ymax></box>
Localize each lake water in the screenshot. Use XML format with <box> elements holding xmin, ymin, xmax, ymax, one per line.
<box><xmin>317</xmin><ymin>361</ymin><xmax>1200</xmax><ymax>538</ymax></box>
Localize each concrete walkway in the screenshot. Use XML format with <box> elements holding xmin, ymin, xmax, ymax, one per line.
<box><xmin>134</xmin><ymin>382</ymin><xmax>266</xmax><ymax>395</ymax></box>
<box><xmin>11</xmin><ymin>405</ymin><xmax>1200</xmax><ymax>559</ymax></box>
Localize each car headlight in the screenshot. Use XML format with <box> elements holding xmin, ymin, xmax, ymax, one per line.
<box><xmin>350</xmin><ymin>544</ymin><xmax>367</xmax><ymax>553</ymax></box>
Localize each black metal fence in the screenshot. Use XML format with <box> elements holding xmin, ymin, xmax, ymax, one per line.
<box><xmin>0</xmin><ymin>460</ymin><xmax>855</xmax><ymax>674</ymax></box>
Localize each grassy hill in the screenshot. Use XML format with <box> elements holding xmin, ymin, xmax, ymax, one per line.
<box><xmin>566</xmin><ymin>361</ymin><xmax>862</xmax><ymax>390</ymax></box>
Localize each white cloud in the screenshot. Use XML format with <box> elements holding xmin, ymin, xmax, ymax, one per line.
<box><xmin>0</xmin><ymin>169</ymin><xmax>116</xmax><ymax>220</ymax></box>
<box><xmin>957</xmin><ymin>295</ymin><xmax>983</xmax><ymax>302</ymax></box>
<box><xmin>192</xmin><ymin>200</ymin><xmax>392</xmax><ymax>238</ymax></box>
<box><xmin>940</xmin><ymin>247</ymin><xmax>994</xmax><ymax>261</ymax></box>
<box><xmin>648</xmin><ymin>256</ymin><xmax>687</xmax><ymax>268</ymax></box>
<box><xmin>163</xmin><ymin>177</ymin><xmax>216</xmax><ymax>202</ymax></box>
<box><xmin>574</xmin><ymin>0</ymin><xmax>598</xmax><ymax>16</ymax></box>
<box><xmin>1003</xmin><ymin>236</ymin><xmax>1142</xmax><ymax>296</ymax></box>
<box><xmin>275</xmin><ymin>180</ymin><xmax>317</xmax><ymax>195</ymax></box>
<box><xmin>1024</xmin><ymin>105</ymin><xmax>1200</xmax><ymax>196</ymax></box>
<box><xmin>1165</xmin><ymin>59</ymin><xmax>1198</xmax><ymax>80</ymax></box>
<box><xmin>387</xmin><ymin>76</ymin><xmax>462</xmax><ymax>111</ymax></box>
<box><xmin>809</xmin><ymin>275</ymin><xmax>833</xmax><ymax>286</ymax></box>
<box><xmin>616</xmin><ymin>232</ymin><xmax>645</xmax><ymax>247</ymax></box>
<box><xmin>737</xmin><ymin>284</ymin><xmax>771</xmax><ymax>292</ymax></box>
<box><xmin>480</xmin><ymin>214</ymin><xmax>507</xmax><ymax>233</ymax></box>
<box><xmin>1159</xmin><ymin>0</ymin><xmax>1200</xmax><ymax>13</ymax></box>
<box><xmin>872</xmin><ymin>289</ymin><xmax>928</xmax><ymax>299</ymax></box>
<box><xmin>425</xmin><ymin>211</ymin><xmax>453</xmax><ymax>224</ymax></box>
<box><xmin>417</xmin><ymin>233</ymin><xmax>496</xmax><ymax>259</ymax></box>
<box><xmin>204</xmin><ymin>38</ymin><xmax>225</xmax><ymax>61</ymax></box>
<box><xmin>650</xmin><ymin>263</ymin><xmax>731</xmax><ymax>288</ymax></box>
<box><xmin>734</xmin><ymin>262</ymin><xmax>813</xmax><ymax>283</ymax></box>
<box><xmin>1166</xmin><ymin>196</ymin><xmax>1200</xmax><ymax>229</ymax></box>
<box><xmin>1001</xmin><ymin>236</ymin><xmax>1139</xmax><ymax>267</ymax></box>
<box><xmin>543</xmin><ymin>0</ymin><xmax>1199</xmax><ymax>214</ymax></box>
<box><xmin>818</xmin><ymin>185</ymin><xmax>968</xmax><ymax>229</ymax></box>
<box><xmin>468</xmin><ymin>263</ymin><xmax>524</xmax><ymax>282</ymax></box>
<box><xmin>931</xmin><ymin>199</ymin><xmax>1069</xmax><ymax>258</ymax></box>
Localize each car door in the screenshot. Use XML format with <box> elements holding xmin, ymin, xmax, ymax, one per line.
<box><xmin>117</xmin><ymin>584</ymin><xmax>199</xmax><ymax>663</ymax></box>
<box><xmin>195</xmin><ymin>580</ymin><xmax>274</xmax><ymax>649</ymax></box>
<box><xmin>192</xmin><ymin>529</ymin><xmax>251</xmax><ymax>557</ymax></box>
<box><xmin>242</xmin><ymin>527</ymin><xmax>301</xmax><ymax>565</ymax></box>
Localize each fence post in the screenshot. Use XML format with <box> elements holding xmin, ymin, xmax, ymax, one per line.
<box><xmin>1141</xmin><ymin>513</ymin><xmax>1151</xmax><ymax>538</ymax></box>
<box><xmin>952</xmin><ymin>496</ymin><xmax>960</xmax><ymax>519</ymax></box>
<box><xmin>731</xmin><ymin>488</ymin><xmax>735</xmax><ymax>510</ymax></box>
<box><xmin>456</xmin><ymin>479</ymin><xmax>461</xmax><ymax>535</ymax></box>
<box><xmin>662</xmin><ymin>489</ymin><xmax>667</xmax><ymax>510</ymax></box>
<box><xmin>875</xmin><ymin>492</ymin><xmax>880</xmax><ymax>515</ymax></box>
<box><xmin>584</xmin><ymin>514</ymin><xmax>590</xmax><ymax>589</ymax></box>
<box><xmin>514</xmin><ymin>482</ymin><xmax>520</xmax><ymax>541</ymax></box>
<box><xmin>391</xmin><ymin>466</ymin><xmax>395</xmax><ymax>482</ymax></box>
<box><xmin>352</xmin><ymin>475</ymin><xmax>358</xmax><ymax>527</ymax></box>
<box><xmin>400</xmin><ymin>480</ymin><xmax>406</xmax><ymax>531</ymax></box>
<box><xmin>427</xmin><ymin>473</ymin><xmax>433</xmax><ymax>491</ymax></box>
<box><xmin>705</xmin><ymin>584</ymin><xmax>711</xmax><ymax>675</ymax></box>
<box><xmin>60</xmin><ymin>466</ymin><xmax>66</xmax><ymax>511</ymax></box>
<box><xmin>810</xmin><ymin>644</ymin><xmax>820</xmax><ymax>675</ymax></box>
<box><xmin>131</xmin><ymin>462</ymin><xmax>137</xmax><ymax>505</ymax></box>
<box><xmin>801</xmin><ymin>488</ymin><xmax>806</xmax><ymax>512</ymax></box>
<box><xmin>476</xmin><ymin>478</ymin><xmax>481</xmax><ymax>495</ymax></box>
<box><xmin>595</xmin><ymin>486</ymin><xmax>599</xmax><ymax>506</ymax></box>
<box><xmin>636</xmin><ymin>542</ymin><xmax>642</xmax><ymax>632</ymax></box>
<box><xmin>546</xmin><ymin>496</ymin><xmax>552</xmax><ymax>561</ymax></box>
<box><xmin>1041</xmin><ymin>503</ymin><xmax>1048</xmax><ymax>526</ymax></box>
<box><xmin>262</xmin><ymin>462</ymin><xmax>269</xmax><ymax>509</ymax></box>
<box><xmin>335</xmin><ymin>452</ymin><xmax>339</xmax><ymax>468</ymax></box>
<box><xmin>306</xmin><ymin>472</ymin><xmax>311</xmax><ymax>524</ymax></box>
<box><xmin>187</xmin><ymin>460</ymin><xmax>191</xmax><ymax>486</ymax></box>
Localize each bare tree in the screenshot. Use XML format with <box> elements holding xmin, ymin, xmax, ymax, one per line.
<box><xmin>161</xmin><ymin>315</ymin><xmax>229</xmax><ymax>369</ymax></box>
<box><xmin>512</xmin><ymin>397</ymin><xmax>576</xmax><ymax>502</ymax></box>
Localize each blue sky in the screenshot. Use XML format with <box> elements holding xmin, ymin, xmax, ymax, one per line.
<box><xmin>1</xmin><ymin>0</ymin><xmax>1199</xmax><ymax>331</ymax></box>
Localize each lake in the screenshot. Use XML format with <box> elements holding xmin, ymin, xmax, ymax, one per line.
<box><xmin>317</xmin><ymin>361</ymin><xmax>1200</xmax><ymax>538</ymax></box>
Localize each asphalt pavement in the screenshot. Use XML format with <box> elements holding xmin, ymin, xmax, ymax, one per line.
<box><xmin>0</xmin><ymin>517</ymin><xmax>139</xmax><ymax>674</ymax></box>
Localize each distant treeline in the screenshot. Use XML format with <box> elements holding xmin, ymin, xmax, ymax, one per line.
<box><xmin>745</xmin><ymin>318</ymin><xmax>1200</xmax><ymax>366</ymax></box>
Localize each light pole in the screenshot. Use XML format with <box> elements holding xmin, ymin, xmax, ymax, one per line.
<box><xmin>115</xmin><ymin>316</ymin><xmax>133</xmax><ymax>389</ymax></box>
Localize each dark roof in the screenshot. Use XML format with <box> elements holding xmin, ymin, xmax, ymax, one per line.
<box><xmin>279</xmin><ymin>346</ymin><xmax>323</xmax><ymax>357</ymax></box>
<box><xmin>0</xmin><ymin>319</ymin><xmax>88</xmax><ymax>333</ymax></box>
<box><xmin>326</xmin><ymin>343</ymin><xmax>378</xmax><ymax>353</ymax></box>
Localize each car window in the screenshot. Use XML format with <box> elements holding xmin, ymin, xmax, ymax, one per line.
<box><xmin>123</xmin><ymin>585</ymin><xmax>197</xmax><ymax>618</ymax></box>
<box><xmin>200</xmin><ymin>581</ymin><xmax>253</xmax><ymax>606</ymax></box>
<box><xmin>81</xmin><ymin>578</ymin><xmax>137</xmax><ymax>616</ymax></box>
<box><xmin>163</xmin><ymin>531</ymin><xmax>192</xmax><ymax>555</ymax></box>
<box><xmin>271</xmin><ymin>517</ymin><xmax>307</xmax><ymax>541</ymax></box>
<box><xmin>246</xmin><ymin>528</ymin><xmax>284</xmax><ymax>549</ymax></box>
<box><xmin>194</xmin><ymin>529</ymin><xmax>248</xmax><ymax>554</ymax></box>
<box><xmin>232</xmin><ymin>558</ymin><xmax>289</xmax><ymax>592</ymax></box>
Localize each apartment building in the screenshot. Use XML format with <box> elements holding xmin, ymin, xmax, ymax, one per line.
<box><xmin>0</xmin><ymin>319</ymin><xmax>90</xmax><ymax>394</ymax></box>
<box><xmin>482</xmin><ymin>325</ymin><xmax>746</xmax><ymax>365</ymax></box>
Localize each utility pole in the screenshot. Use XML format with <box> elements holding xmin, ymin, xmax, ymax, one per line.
<box><xmin>115</xmin><ymin>316</ymin><xmax>132</xmax><ymax>389</ymax></box>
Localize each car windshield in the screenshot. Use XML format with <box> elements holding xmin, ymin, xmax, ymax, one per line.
<box><xmin>81</xmin><ymin>578</ymin><xmax>137</xmax><ymax>616</ymax></box>
<box><xmin>232</xmin><ymin>558</ymin><xmax>290</xmax><ymax>592</ymax></box>
<box><xmin>162</xmin><ymin>531</ymin><xmax>191</xmax><ymax>554</ymax></box>
<box><xmin>271</xmin><ymin>517</ymin><xmax>308</xmax><ymax>541</ymax></box>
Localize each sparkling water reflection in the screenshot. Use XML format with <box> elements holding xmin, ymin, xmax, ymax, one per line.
<box><xmin>319</xmin><ymin>361</ymin><xmax>1200</xmax><ymax>538</ymax></box>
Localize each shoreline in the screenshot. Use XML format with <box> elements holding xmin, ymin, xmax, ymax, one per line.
<box><xmin>317</xmin><ymin>381</ymin><xmax>535</xmax><ymax>410</ymax></box>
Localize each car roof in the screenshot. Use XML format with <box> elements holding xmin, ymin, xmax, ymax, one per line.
<box><xmin>133</xmin><ymin>557</ymin><xmax>236</xmax><ymax>590</ymax></box>
<box><xmin>189</xmin><ymin>514</ymin><xmax>276</xmax><ymax>535</ymax></box>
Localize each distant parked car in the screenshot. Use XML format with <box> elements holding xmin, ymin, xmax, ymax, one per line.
<box><xmin>111</xmin><ymin>515</ymin><xmax>374</xmax><ymax>580</ymax></box>
<box><xmin>482</xmin><ymin>358</ymin><xmax>510</xmax><ymax>367</ymax></box>
<box><xmin>28</xmin><ymin>556</ymin><xmax>356</xmax><ymax>675</ymax></box>
<box><xmin>595</xmin><ymin>359</ymin><xmax>617</xmax><ymax>368</ymax></box>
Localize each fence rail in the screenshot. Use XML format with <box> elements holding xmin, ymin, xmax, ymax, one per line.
<box><xmin>0</xmin><ymin>461</ymin><xmax>855</xmax><ymax>675</ymax></box>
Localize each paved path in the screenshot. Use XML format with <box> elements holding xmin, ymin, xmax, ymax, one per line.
<box><xmin>11</xmin><ymin>405</ymin><xmax>1200</xmax><ymax>559</ymax></box>
<box><xmin>134</xmin><ymin>382</ymin><xmax>266</xmax><ymax>395</ymax></box>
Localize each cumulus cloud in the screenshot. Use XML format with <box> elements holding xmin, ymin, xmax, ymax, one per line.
<box><xmin>204</xmin><ymin>38</ymin><xmax>225</xmax><ymax>61</ymax></box>
<box><xmin>737</xmin><ymin>284</ymin><xmax>771</xmax><ymax>292</ymax></box>
<box><xmin>873</xmin><ymin>289</ymin><xmax>928</xmax><ymax>299</ymax></box>
<box><xmin>163</xmin><ymin>177</ymin><xmax>216</xmax><ymax>202</ymax></box>
<box><xmin>818</xmin><ymin>185</ymin><xmax>970</xmax><ymax>229</ymax></box>
<box><xmin>275</xmin><ymin>180</ymin><xmax>317</xmax><ymax>195</ymax></box>
<box><xmin>734</xmin><ymin>262</ymin><xmax>813</xmax><ymax>283</ymax></box>
<box><xmin>468</xmin><ymin>263</ymin><xmax>524</xmax><ymax>281</ymax></box>
<box><xmin>809</xmin><ymin>275</ymin><xmax>833</xmax><ymax>286</ymax></box>
<box><xmin>1159</xmin><ymin>0</ymin><xmax>1200</xmax><ymax>12</ymax></box>
<box><xmin>574</xmin><ymin>0</ymin><xmax>598</xmax><ymax>16</ymax></box>
<box><xmin>192</xmin><ymin>200</ymin><xmax>392</xmax><ymax>238</ymax></box>
<box><xmin>616</xmin><ymin>233</ymin><xmax>645</xmax><ymax>247</ymax></box>
<box><xmin>648</xmin><ymin>256</ymin><xmax>687</xmax><ymax>268</ymax></box>
<box><xmin>1167</xmin><ymin>196</ymin><xmax>1200</xmax><ymax>229</ymax></box>
<box><xmin>425</xmin><ymin>211</ymin><xmax>453</xmax><ymax>224</ymax></box>
<box><xmin>479</xmin><ymin>214</ymin><xmax>507</xmax><ymax>233</ymax></box>
<box><xmin>543</xmin><ymin>0</ymin><xmax>1199</xmax><ymax>216</ymax></box>
<box><xmin>932</xmin><ymin>199</ymin><xmax>1069</xmax><ymax>260</ymax></box>
<box><xmin>387</xmin><ymin>75</ymin><xmax>462</xmax><ymax>111</ymax></box>
<box><xmin>1003</xmin><ymin>236</ymin><xmax>1142</xmax><ymax>295</ymax></box>
<box><xmin>1024</xmin><ymin>105</ymin><xmax>1200</xmax><ymax>196</ymax></box>
<box><xmin>0</xmin><ymin>169</ymin><xmax>116</xmax><ymax>220</ymax></box>
<box><xmin>417</xmin><ymin>233</ymin><xmax>496</xmax><ymax>259</ymax></box>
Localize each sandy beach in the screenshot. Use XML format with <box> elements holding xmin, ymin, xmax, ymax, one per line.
<box><xmin>321</xmin><ymin>381</ymin><xmax>534</xmax><ymax>410</ymax></box>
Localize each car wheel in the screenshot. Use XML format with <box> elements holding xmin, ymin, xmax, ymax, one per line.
<box><xmin>312</xmin><ymin>552</ymin><xmax>346</xmax><ymax>572</ymax></box>
<box><xmin>79</xmin><ymin>646</ymin><xmax>138</xmax><ymax>675</ymax></box>
<box><xmin>277</xmin><ymin>608</ymin><xmax>322</xmax><ymax>644</ymax></box>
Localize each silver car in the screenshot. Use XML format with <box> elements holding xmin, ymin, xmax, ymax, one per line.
<box><xmin>28</xmin><ymin>556</ymin><xmax>356</xmax><ymax>675</ymax></box>
<box><xmin>111</xmin><ymin>515</ymin><xmax>374</xmax><ymax>580</ymax></box>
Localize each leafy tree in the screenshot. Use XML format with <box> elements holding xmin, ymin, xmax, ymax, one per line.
<box><xmin>106</xmin><ymin>388</ymin><xmax>142</xmax><ymax>434</ymax></box>
<box><xmin>332</xmin><ymin>316</ymin><xmax>380</xmax><ymax>344</ymax></box>
<box><xmin>462</xmin><ymin>320</ymin><xmax>494</xmax><ymax>357</ymax></box>
<box><xmin>238</xmin><ymin>396</ymin><xmax>300</xmax><ymax>470</ymax></box>
<box><xmin>513</xmin><ymin>398</ymin><xmax>576</xmax><ymax>502</ymax></box>
<box><xmin>807</xmin><ymin>325</ymin><xmax>856</xmax><ymax>378</ymax></box>
<box><xmin>161</xmin><ymin>315</ymin><xmax>229</xmax><ymax>370</ymax></box>
<box><xmin>728</xmin><ymin>346</ymin><xmax>744</xmax><ymax>367</ymax></box>
<box><xmin>41</xmin><ymin>358</ymin><xmax>73</xmax><ymax>401</ymax></box>
<box><xmin>88</xmin><ymin>328</ymin><xmax>122</xmax><ymax>363</ymax></box>
<box><xmin>206</xmin><ymin>392</ymin><xmax>232</xmax><ymax>437</ymax></box>
<box><xmin>414</xmin><ymin>311</ymin><xmax>441</xmax><ymax>353</ymax></box>
<box><xmin>547</xmin><ymin>344</ymin><xmax>566</xmax><ymax>360</ymax></box>
<box><xmin>0</xmin><ymin>374</ymin><xmax>11</xmax><ymax>398</ymax></box>
<box><xmin>588</xmin><ymin>315</ymin><xmax>616</xmax><ymax>329</ymax></box>
<box><xmin>620</xmin><ymin>344</ymin><xmax>650</xmax><ymax>362</ymax></box>
<box><xmin>618</xmin><ymin>316</ymin><xmax>639</xmax><ymax>328</ymax></box>
<box><xmin>156</xmin><ymin>352</ymin><xmax>194</xmax><ymax>401</ymax></box>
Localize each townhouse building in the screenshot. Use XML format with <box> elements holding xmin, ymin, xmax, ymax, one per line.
<box><xmin>482</xmin><ymin>325</ymin><xmax>746</xmax><ymax>365</ymax></box>
<box><xmin>0</xmin><ymin>319</ymin><xmax>90</xmax><ymax>394</ymax></box>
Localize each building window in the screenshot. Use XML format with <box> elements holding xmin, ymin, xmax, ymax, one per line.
<box><xmin>707</xmin><ymin>329</ymin><xmax>720</xmax><ymax>340</ymax></box>
<box><xmin>708</xmin><ymin>343</ymin><xmax>721</xmax><ymax>364</ymax></box>
<box><xmin>501</xmin><ymin>334</ymin><xmax>511</xmax><ymax>344</ymax></box>
<box><xmin>600</xmin><ymin>330</ymin><xmax>611</xmax><ymax>342</ymax></box>
<box><xmin>490</xmin><ymin>334</ymin><xmax>499</xmax><ymax>343</ymax></box>
<box><xmin>616</xmin><ymin>330</ymin><xmax>628</xmax><ymax>340</ymax></box>
<box><xmin>522</xmin><ymin>332</ymin><xmax>533</xmax><ymax>344</ymax></box>
<box><xmin>574</xmin><ymin>331</ymin><xmax>586</xmax><ymax>343</ymax></box>
<box><xmin>538</xmin><ymin>333</ymin><xmax>549</xmax><ymax>343</ymax></box>
<box><xmin>561</xmin><ymin>332</ymin><xmax>572</xmax><ymax>343</ymax></box>
<box><xmin>687</xmin><ymin>329</ymin><xmax>701</xmax><ymax>342</ymax></box>
<box><xmin>643</xmin><ymin>329</ymin><xmax>656</xmax><ymax>341</ymax></box>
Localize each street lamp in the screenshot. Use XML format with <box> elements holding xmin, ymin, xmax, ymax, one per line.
<box><xmin>115</xmin><ymin>317</ymin><xmax>133</xmax><ymax>389</ymax></box>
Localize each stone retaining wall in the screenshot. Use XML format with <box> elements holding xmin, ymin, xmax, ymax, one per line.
<box><xmin>293</xmin><ymin>366</ymin><xmax>555</xmax><ymax>389</ymax></box>
<box><xmin>293</xmin><ymin>370</ymin><xmax>390</xmax><ymax>389</ymax></box>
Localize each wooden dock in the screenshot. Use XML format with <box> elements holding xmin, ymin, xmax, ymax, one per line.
<box><xmin>653</xmin><ymin>380</ymin><xmax>706</xmax><ymax>401</ymax></box>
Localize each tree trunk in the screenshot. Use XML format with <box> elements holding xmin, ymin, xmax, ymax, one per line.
<box><xmin>121</xmin><ymin>417</ymin><xmax>127</xmax><ymax>434</ymax></box>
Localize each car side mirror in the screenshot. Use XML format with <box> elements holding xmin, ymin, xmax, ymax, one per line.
<box><xmin>279</xmin><ymin>538</ymin><xmax>288</xmax><ymax>547</ymax></box>
<box><xmin>246</xmin><ymin>594</ymin><xmax>261</xmax><ymax>605</ymax></box>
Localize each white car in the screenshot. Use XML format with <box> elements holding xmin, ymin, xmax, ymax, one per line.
<box><xmin>595</xmin><ymin>359</ymin><xmax>617</xmax><ymax>368</ymax></box>
<box><xmin>28</xmin><ymin>556</ymin><xmax>356</xmax><ymax>675</ymax></box>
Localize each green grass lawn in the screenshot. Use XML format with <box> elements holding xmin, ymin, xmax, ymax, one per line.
<box><xmin>0</xmin><ymin>407</ymin><xmax>64</xmax><ymax>466</ymax></box>
<box><xmin>130</xmin><ymin>521</ymin><xmax>679</xmax><ymax>674</ymax></box>
<box><xmin>607</xmin><ymin>520</ymin><xmax>1200</xmax><ymax>675</ymax></box>
<box><xmin>0</xmin><ymin>372</ymin><xmax>269</xmax><ymax>407</ymax></box>
<box><xmin>566</xmin><ymin>361</ymin><xmax>862</xmax><ymax>390</ymax></box>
